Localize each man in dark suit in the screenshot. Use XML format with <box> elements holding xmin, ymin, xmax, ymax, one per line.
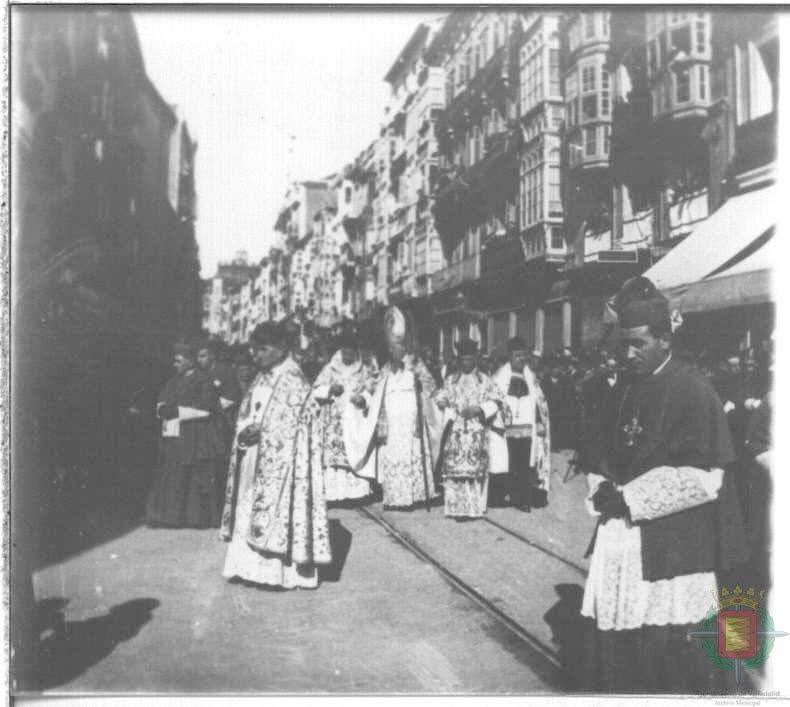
<box><xmin>197</xmin><ymin>340</ymin><xmax>242</xmax><ymax>515</ymax></box>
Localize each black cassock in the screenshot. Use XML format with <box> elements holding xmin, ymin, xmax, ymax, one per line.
<box><xmin>580</xmin><ymin>358</ymin><xmax>749</xmax><ymax>694</ymax></box>
<box><xmin>207</xmin><ymin>361</ymin><xmax>243</xmax><ymax>514</ymax></box>
<box><xmin>145</xmin><ymin>369</ymin><xmax>225</xmax><ymax>528</ymax></box>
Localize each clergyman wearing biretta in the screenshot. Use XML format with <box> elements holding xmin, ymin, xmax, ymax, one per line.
<box><xmin>580</xmin><ymin>275</ymin><xmax>748</xmax><ymax>693</ymax></box>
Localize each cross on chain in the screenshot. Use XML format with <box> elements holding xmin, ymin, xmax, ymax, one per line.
<box><xmin>622</xmin><ymin>416</ymin><xmax>643</xmax><ymax>447</ymax></box>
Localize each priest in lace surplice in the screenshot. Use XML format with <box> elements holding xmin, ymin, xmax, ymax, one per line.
<box><xmin>490</xmin><ymin>337</ymin><xmax>551</xmax><ymax>510</ymax></box>
<box><xmin>435</xmin><ymin>339</ymin><xmax>502</xmax><ymax>520</ymax></box>
<box><xmin>311</xmin><ymin>325</ymin><xmax>378</xmax><ymax>503</ymax></box>
<box><xmin>580</xmin><ymin>276</ymin><xmax>749</xmax><ymax>693</ymax></box>
<box><xmin>220</xmin><ymin>322</ymin><xmax>330</xmax><ymax>590</ymax></box>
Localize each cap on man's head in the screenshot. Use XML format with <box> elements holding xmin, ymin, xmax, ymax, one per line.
<box><xmin>456</xmin><ymin>338</ymin><xmax>479</xmax><ymax>357</ymax></box>
<box><xmin>196</xmin><ymin>338</ymin><xmax>217</xmax><ymax>354</ymax></box>
<box><xmin>611</xmin><ymin>275</ymin><xmax>670</xmax><ymax>331</ymax></box>
<box><xmin>233</xmin><ymin>348</ymin><xmax>255</xmax><ymax>367</ymax></box>
<box><xmin>334</xmin><ymin>322</ymin><xmax>358</xmax><ymax>352</ymax></box>
<box><xmin>507</xmin><ymin>337</ymin><xmax>528</xmax><ymax>354</ymax></box>
<box><xmin>250</xmin><ymin>321</ymin><xmax>288</xmax><ymax>350</ymax></box>
<box><xmin>356</xmin><ymin>320</ymin><xmax>378</xmax><ymax>351</ymax></box>
<box><xmin>282</xmin><ymin>319</ymin><xmax>301</xmax><ymax>349</ymax></box>
<box><xmin>172</xmin><ymin>342</ymin><xmax>196</xmax><ymax>359</ymax></box>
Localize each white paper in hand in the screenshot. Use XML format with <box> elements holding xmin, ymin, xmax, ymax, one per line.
<box><xmin>178</xmin><ymin>406</ymin><xmax>210</xmax><ymax>421</ymax></box>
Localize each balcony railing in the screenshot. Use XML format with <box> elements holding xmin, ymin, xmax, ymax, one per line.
<box><xmin>431</xmin><ymin>253</ymin><xmax>480</xmax><ymax>293</ymax></box>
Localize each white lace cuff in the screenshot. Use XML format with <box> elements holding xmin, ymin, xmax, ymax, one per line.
<box><xmin>622</xmin><ymin>466</ymin><xmax>723</xmax><ymax>522</ymax></box>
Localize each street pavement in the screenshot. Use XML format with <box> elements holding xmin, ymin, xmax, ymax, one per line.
<box><xmin>32</xmin><ymin>452</ymin><xmax>594</xmax><ymax>694</ymax></box>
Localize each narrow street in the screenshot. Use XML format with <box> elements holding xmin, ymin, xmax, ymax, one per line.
<box><xmin>33</xmin><ymin>455</ymin><xmax>595</xmax><ymax>694</ymax></box>
<box><xmin>13</xmin><ymin>6</ymin><xmax>779</xmax><ymax>699</ymax></box>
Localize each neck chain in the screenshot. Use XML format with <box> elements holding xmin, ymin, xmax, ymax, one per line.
<box><xmin>617</xmin><ymin>384</ymin><xmax>643</xmax><ymax>448</ymax></box>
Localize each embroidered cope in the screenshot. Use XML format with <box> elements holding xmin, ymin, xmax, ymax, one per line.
<box><xmin>344</xmin><ymin>356</ymin><xmax>442</xmax><ymax>508</ymax></box>
<box><xmin>437</xmin><ymin>370</ymin><xmax>501</xmax><ymax>480</ymax></box>
<box><xmin>311</xmin><ymin>351</ymin><xmax>378</xmax><ymax>501</ymax></box>
<box><xmin>435</xmin><ymin>370</ymin><xmax>502</xmax><ymax>518</ymax></box>
<box><xmin>219</xmin><ymin>358</ymin><xmax>330</xmax><ymax>587</ymax></box>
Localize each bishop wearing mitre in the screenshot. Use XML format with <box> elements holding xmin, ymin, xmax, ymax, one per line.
<box><xmin>344</xmin><ymin>307</ymin><xmax>442</xmax><ymax>511</ymax></box>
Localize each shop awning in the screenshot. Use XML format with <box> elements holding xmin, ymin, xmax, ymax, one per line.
<box><xmin>643</xmin><ymin>184</ymin><xmax>777</xmax><ymax>295</ymax></box>
<box><xmin>680</xmin><ymin>229</ymin><xmax>775</xmax><ymax>313</ymax></box>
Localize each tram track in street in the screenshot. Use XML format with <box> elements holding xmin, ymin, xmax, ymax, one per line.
<box><xmin>357</xmin><ymin>505</ymin><xmax>563</xmax><ymax>680</ymax></box>
<box><xmin>480</xmin><ymin>516</ymin><xmax>588</xmax><ymax>578</ymax></box>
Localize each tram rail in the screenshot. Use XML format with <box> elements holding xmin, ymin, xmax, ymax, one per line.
<box><xmin>357</xmin><ymin>505</ymin><xmax>564</xmax><ymax>681</ymax></box>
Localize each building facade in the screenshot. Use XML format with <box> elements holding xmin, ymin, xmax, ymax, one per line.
<box><xmin>205</xmin><ymin>9</ymin><xmax>778</xmax><ymax>360</ymax></box>
<box><xmin>14</xmin><ymin>9</ymin><xmax>203</xmax><ymax>367</ymax></box>
<box><xmin>431</xmin><ymin>11</ymin><xmax>523</xmax><ymax>357</ymax></box>
<box><xmin>204</xmin><ymin>251</ymin><xmax>260</xmax><ymax>342</ymax></box>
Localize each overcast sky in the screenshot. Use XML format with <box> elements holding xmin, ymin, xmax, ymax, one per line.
<box><xmin>134</xmin><ymin>9</ymin><xmax>440</xmax><ymax>278</ymax></box>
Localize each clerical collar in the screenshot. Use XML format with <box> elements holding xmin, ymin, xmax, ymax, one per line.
<box><xmin>653</xmin><ymin>353</ymin><xmax>672</xmax><ymax>376</ymax></box>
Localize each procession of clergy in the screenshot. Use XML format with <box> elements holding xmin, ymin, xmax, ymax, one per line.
<box><xmin>145</xmin><ymin>274</ymin><xmax>751</xmax><ymax>693</ymax></box>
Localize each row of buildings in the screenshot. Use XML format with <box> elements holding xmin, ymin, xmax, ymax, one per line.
<box><xmin>206</xmin><ymin>9</ymin><xmax>777</xmax><ymax>359</ymax></box>
<box><xmin>15</xmin><ymin>9</ymin><xmax>204</xmax><ymax>374</ymax></box>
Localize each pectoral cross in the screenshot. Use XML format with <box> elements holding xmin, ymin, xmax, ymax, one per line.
<box><xmin>622</xmin><ymin>416</ymin><xmax>643</xmax><ymax>447</ymax></box>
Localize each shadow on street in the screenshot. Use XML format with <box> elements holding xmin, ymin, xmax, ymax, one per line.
<box><xmin>35</xmin><ymin>597</ymin><xmax>160</xmax><ymax>691</ymax></box>
<box><xmin>319</xmin><ymin>519</ymin><xmax>353</xmax><ymax>583</ymax></box>
<box><xmin>543</xmin><ymin>583</ymin><xmax>586</xmax><ymax>691</ymax></box>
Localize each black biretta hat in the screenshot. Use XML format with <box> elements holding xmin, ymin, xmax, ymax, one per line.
<box><xmin>610</xmin><ymin>276</ymin><xmax>671</xmax><ymax>331</ymax></box>
<box><xmin>507</xmin><ymin>337</ymin><xmax>528</xmax><ymax>354</ymax></box>
<box><xmin>456</xmin><ymin>338</ymin><xmax>479</xmax><ymax>356</ymax></box>
<box><xmin>334</xmin><ymin>321</ymin><xmax>358</xmax><ymax>351</ymax></box>
<box><xmin>250</xmin><ymin>321</ymin><xmax>288</xmax><ymax>350</ymax></box>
